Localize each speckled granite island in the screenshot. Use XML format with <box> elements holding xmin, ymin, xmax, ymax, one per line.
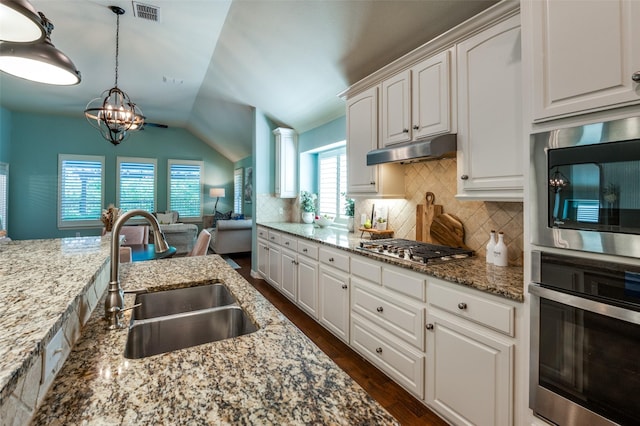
<box><xmin>258</xmin><ymin>222</ymin><xmax>524</xmax><ymax>302</ymax></box>
<box><xmin>1</xmin><ymin>237</ymin><xmax>397</xmax><ymax>425</ymax></box>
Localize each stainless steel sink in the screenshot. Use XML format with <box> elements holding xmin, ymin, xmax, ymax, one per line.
<box><xmin>124</xmin><ymin>306</ymin><xmax>258</xmax><ymax>359</ymax></box>
<box><xmin>131</xmin><ymin>283</ymin><xmax>237</xmax><ymax>320</ymax></box>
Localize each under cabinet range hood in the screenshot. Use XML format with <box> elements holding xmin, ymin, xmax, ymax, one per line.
<box><xmin>366</xmin><ymin>134</ymin><xmax>457</xmax><ymax>165</ymax></box>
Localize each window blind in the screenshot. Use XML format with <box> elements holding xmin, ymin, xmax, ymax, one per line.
<box><xmin>58</xmin><ymin>155</ymin><xmax>104</xmax><ymax>227</ymax></box>
<box><xmin>118</xmin><ymin>158</ymin><xmax>156</xmax><ymax>213</ymax></box>
<box><xmin>234</xmin><ymin>168</ymin><xmax>243</xmax><ymax>214</ymax></box>
<box><xmin>318</xmin><ymin>148</ymin><xmax>347</xmax><ymax>220</ymax></box>
<box><xmin>168</xmin><ymin>160</ymin><xmax>202</xmax><ymax>219</ymax></box>
<box><xmin>0</xmin><ymin>162</ymin><xmax>8</xmax><ymax>232</ymax></box>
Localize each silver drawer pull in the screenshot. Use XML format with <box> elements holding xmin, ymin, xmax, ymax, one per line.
<box><xmin>341</xmin><ymin>284</ymin><xmax>348</xmax><ymax>290</ymax></box>
<box><xmin>285</xmin><ymin>242</ymin><xmax>289</xmax><ymax>245</ymax></box>
<box><xmin>302</xmin><ymin>248</ymin><xmax>308</xmax><ymax>252</ymax></box>
<box><xmin>375</xmin><ymin>347</ymin><xmax>383</xmax><ymax>354</ymax></box>
<box><xmin>329</xmin><ymin>257</ymin><xmax>334</xmax><ymax>262</ymax></box>
<box><xmin>458</xmin><ymin>302</ymin><xmax>467</xmax><ymax>310</ymax></box>
<box><xmin>632</xmin><ymin>71</ymin><xmax>640</xmax><ymax>82</ymax></box>
<box><xmin>376</xmin><ymin>306</ymin><xmax>384</xmax><ymax>313</ymax></box>
<box><xmin>426</xmin><ymin>323</ymin><xmax>434</xmax><ymax>330</ymax></box>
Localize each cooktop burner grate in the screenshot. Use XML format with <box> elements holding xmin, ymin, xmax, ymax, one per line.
<box><xmin>358</xmin><ymin>238</ymin><xmax>473</xmax><ymax>264</ymax></box>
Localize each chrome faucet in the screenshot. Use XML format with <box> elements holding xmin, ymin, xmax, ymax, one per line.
<box><xmin>105</xmin><ymin>209</ymin><xmax>171</xmax><ymax>329</ymax></box>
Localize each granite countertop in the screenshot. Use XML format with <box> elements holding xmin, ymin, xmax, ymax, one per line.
<box><xmin>258</xmin><ymin>222</ymin><xmax>524</xmax><ymax>302</ymax></box>
<box><xmin>0</xmin><ymin>237</ymin><xmax>111</xmax><ymax>407</ymax></box>
<box><xmin>28</xmin><ymin>255</ymin><xmax>397</xmax><ymax>424</ymax></box>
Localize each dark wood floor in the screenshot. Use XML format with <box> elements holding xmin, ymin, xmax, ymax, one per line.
<box><xmin>230</xmin><ymin>253</ymin><xmax>448</xmax><ymax>426</ymax></box>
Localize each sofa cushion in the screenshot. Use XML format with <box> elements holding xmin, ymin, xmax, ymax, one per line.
<box><xmin>216</xmin><ymin>218</ymin><xmax>252</xmax><ymax>230</ymax></box>
<box><xmin>212</xmin><ymin>210</ymin><xmax>232</xmax><ymax>227</ymax></box>
<box><xmin>156</xmin><ymin>212</ymin><xmax>175</xmax><ymax>224</ymax></box>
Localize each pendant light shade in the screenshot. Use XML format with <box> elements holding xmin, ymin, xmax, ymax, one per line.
<box><xmin>84</xmin><ymin>6</ymin><xmax>144</xmax><ymax>146</ymax></box>
<box><xmin>0</xmin><ymin>0</ymin><xmax>45</xmax><ymax>43</ymax></box>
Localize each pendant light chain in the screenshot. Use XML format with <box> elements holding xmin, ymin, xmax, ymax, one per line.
<box><xmin>114</xmin><ymin>12</ymin><xmax>119</xmax><ymax>88</ymax></box>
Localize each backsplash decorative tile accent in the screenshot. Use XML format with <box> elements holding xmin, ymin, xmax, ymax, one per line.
<box><xmin>256</xmin><ymin>194</ymin><xmax>294</xmax><ymax>222</ymax></box>
<box><xmin>354</xmin><ymin>158</ymin><xmax>524</xmax><ymax>266</ymax></box>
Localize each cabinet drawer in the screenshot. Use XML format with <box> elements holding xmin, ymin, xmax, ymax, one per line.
<box><xmin>351</xmin><ymin>316</ymin><xmax>425</xmax><ymax>399</ymax></box>
<box><xmin>257</xmin><ymin>226</ymin><xmax>268</xmax><ymax>240</ymax></box>
<box><xmin>428</xmin><ymin>280</ymin><xmax>515</xmax><ymax>336</ymax></box>
<box><xmin>297</xmin><ymin>240</ymin><xmax>318</xmax><ymax>260</ymax></box>
<box><xmin>267</xmin><ymin>230</ymin><xmax>281</xmax><ymax>245</ymax></box>
<box><xmin>351</xmin><ymin>256</ymin><xmax>382</xmax><ymax>284</ymax></box>
<box><xmin>319</xmin><ymin>248</ymin><xmax>350</xmax><ymax>272</ymax></box>
<box><xmin>281</xmin><ymin>235</ymin><xmax>297</xmax><ymax>251</ymax></box>
<box><xmin>383</xmin><ymin>265</ymin><xmax>426</xmax><ymax>301</ymax></box>
<box><xmin>352</xmin><ymin>279</ymin><xmax>425</xmax><ymax>350</ymax></box>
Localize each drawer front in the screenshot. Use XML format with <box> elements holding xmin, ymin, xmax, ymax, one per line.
<box><xmin>383</xmin><ymin>266</ymin><xmax>426</xmax><ymax>301</ymax></box>
<box><xmin>352</xmin><ymin>279</ymin><xmax>425</xmax><ymax>350</ymax></box>
<box><xmin>351</xmin><ymin>316</ymin><xmax>425</xmax><ymax>399</ymax></box>
<box><xmin>351</xmin><ymin>256</ymin><xmax>382</xmax><ymax>284</ymax></box>
<box><xmin>281</xmin><ymin>235</ymin><xmax>297</xmax><ymax>251</ymax></box>
<box><xmin>428</xmin><ymin>280</ymin><xmax>515</xmax><ymax>336</ymax></box>
<box><xmin>297</xmin><ymin>240</ymin><xmax>319</xmax><ymax>260</ymax></box>
<box><xmin>267</xmin><ymin>230</ymin><xmax>282</xmax><ymax>245</ymax></box>
<box><xmin>319</xmin><ymin>248</ymin><xmax>350</xmax><ymax>272</ymax></box>
<box><xmin>257</xmin><ymin>226</ymin><xmax>268</xmax><ymax>240</ymax></box>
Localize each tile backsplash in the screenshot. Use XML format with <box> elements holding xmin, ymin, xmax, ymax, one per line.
<box><xmin>355</xmin><ymin>158</ymin><xmax>524</xmax><ymax>266</ymax></box>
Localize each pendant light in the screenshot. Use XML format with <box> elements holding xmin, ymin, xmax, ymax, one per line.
<box><xmin>84</xmin><ymin>6</ymin><xmax>144</xmax><ymax>146</ymax></box>
<box><xmin>0</xmin><ymin>0</ymin><xmax>81</xmax><ymax>85</ymax></box>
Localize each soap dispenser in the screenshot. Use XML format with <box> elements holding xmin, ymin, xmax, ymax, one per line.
<box><xmin>485</xmin><ymin>230</ymin><xmax>496</xmax><ymax>264</ymax></box>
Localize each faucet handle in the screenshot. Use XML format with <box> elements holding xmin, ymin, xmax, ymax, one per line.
<box><xmin>105</xmin><ymin>303</ymin><xmax>141</xmax><ymax>329</ymax></box>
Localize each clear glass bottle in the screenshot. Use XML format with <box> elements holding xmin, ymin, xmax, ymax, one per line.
<box><xmin>485</xmin><ymin>230</ymin><xmax>496</xmax><ymax>264</ymax></box>
<box><xmin>493</xmin><ymin>231</ymin><xmax>508</xmax><ymax>267</ymax></box>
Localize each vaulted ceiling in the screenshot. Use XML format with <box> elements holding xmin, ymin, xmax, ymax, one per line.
<box><xmin>0</xmin><ymin>0</ymin><xmax>498</xmax><ymax>162</ymax></box>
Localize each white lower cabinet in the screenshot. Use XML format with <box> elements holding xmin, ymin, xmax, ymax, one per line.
<box><xmin>297</xmin><ymin>255</ymin><xmax>319</xmax><ymax>319</ymax></box>
<box><xmin>257</xmin><ymin>238</ymin><xmax>268</xmax><ymax>277</ymax></box>
<box><xmin>267</xmin><ymin>243</ymin><xmax>281</xmax><ymax>289</ymax></box>
<box><xmin>318</xmin><ymin>264</ymin><xmax>350</xmax><ymax>343</ymax></box>
<box><xmin>280</xmin><ymin>247</ymin><xmax>297</xmax><ymax>302</ymax></box>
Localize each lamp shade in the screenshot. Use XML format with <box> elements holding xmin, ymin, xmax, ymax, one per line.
<box><xmin>0</xmin><ymin>0</ymin><xmax>46</xmax><ymax>43</ymax></box>
<box><xmin>209</xmin><ymin>188</ymin><xmax>226</xmax><ymax>198</ymax></box>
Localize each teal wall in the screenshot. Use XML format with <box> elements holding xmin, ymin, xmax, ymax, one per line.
<box><xmin>7</xmin><ymin>111</ymin><xmax>233</xmax><ymax>240</ymax></box>
<box><xmin>298</xmin><ymin>115</ymin><xmax>346</xmax><ymax>193</ymax></box>
<box><xmin>0</xmin><ymin>107</ymin><xmax>11</xmax><ymax>163</ymax></box>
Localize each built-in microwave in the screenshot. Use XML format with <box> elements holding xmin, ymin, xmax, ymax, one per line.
<box><xmin>531</xmin><ymin>116</ymin><xmax>640</xmax><ymax>259</ymax></box>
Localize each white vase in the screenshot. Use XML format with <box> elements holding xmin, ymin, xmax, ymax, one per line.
<box><xmin>347</xmin><ymin>217</ymin><xmax>355</xmax><ymax>232</ymax></box>
<box><xmin>302</xmin><ymin>212</ymin><xmax>314</xmax><ymax>224</ymax></box>
<box><xmin>377</xmin><ymin>222</ymin><xmax>387</xmax><ymax>231</ymax></box>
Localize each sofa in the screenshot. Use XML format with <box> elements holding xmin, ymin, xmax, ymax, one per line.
<box><xmin>150</xmin><ymin>211</ymin><xmax>198</xmax><ymax>255</ymax></box>
<box><xmin>206</xmin><ymin>218</ymin><xmax>252</xmax><ymax>254</ymax></box>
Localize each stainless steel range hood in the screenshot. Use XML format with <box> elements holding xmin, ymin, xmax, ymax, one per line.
<box><xmin>366</xmin><ymin>134</ymin><xmax>457</xmax><ymax>165</ymax></box>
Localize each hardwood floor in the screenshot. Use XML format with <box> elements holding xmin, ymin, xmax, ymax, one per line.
<box><xmin>230</xmin><ymin>253</ymin><xmax>448</xmax><ymax>426</ymax></box>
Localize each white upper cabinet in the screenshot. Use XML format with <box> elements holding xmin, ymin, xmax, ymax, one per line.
<box><xmin>529</xmin><ymin>0</ymin><xmax>640</xmax><ymax>121</ymax></box>
<box><xmin>346</xmin><ymin>86</ymin><xmax>405</xmax><ymax>198</ymax></box>
<box><xmin>273</xmin><ymin>127</ymin><xmax>298</xmax><ymax>198</ymax></box>
<box><xmin>456</xmin><ymin>13</ymin><xmax>523</xmax><ymax>201</ymax></box>
<box><xmin>381</xmin><ymin>49</ymin><xmax>454</xmax><ymax>147</ymax></box>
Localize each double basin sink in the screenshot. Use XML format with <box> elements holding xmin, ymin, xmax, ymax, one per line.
<box><xmin>124</xmin><ymin>282</ymin><xmax>258</xmax><ymax>359</ymax></box>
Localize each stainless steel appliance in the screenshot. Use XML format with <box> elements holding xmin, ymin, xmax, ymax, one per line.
<box><xmin>530</xmin><ymin>251</ymin><xmax>640</xmax><ymax>426</ymax></box>
<box><xmin>531</xmin><ymin>116</ymin><xmax>640</xmax><ymax>258</ymax></box>
<box><xmin>357</xmin><ymin>238</ymin><xmax>473</xmax><ymax>264</ymax></box>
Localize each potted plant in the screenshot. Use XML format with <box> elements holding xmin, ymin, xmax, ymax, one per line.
<box><xmin>376</xmin><ymin>217</ymin><xmax>387</xmax><ymax>231</ymax></box>
<box><xmin>344</xmin><ymin>196</ymin><xmax>355</xmax><ymax>232</ymax></box>
<box><xmin>300</xmin><ymin>191</ymin><xmax>317</xmax><ymax>224</ymax></box>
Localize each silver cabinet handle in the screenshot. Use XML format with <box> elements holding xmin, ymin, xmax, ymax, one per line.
<box><xmin>369</xmin><ymin>181</ymin><xmax>375</xmax><ymax>185</ymax></box>
<box><xmin>461</xmin><ymin>175</ymin><xmax>469</xmax><ymax>180</ymax></box>
<box><xmin>302</xmin><ymin>248</ymin><xmax>308</xmax><ymax>253</ymax></box>
<box><xmin>341</xmin><ymin>284</ymin><xmax>348</xmax><ymax>290</ymax></box>
<box><xmin>426</xmin><ymin>323</ymin><xmax>434</xmax><ymax>330</ymax></box>
<box><xmin>375</xmin><ymin>347</ymin><xmax>383</xmax><ymax>354</ymax></box>
<box><xmin>285</xmin><ymin>241</ymin><xmax>289</xmax><ymax>245</ymax></box>
<box><xmin>403</xmin><ymin>128</ymin><xmax>409</xmax><ymax>133</ymax></box>
<box><xmin>329</xmin><ymin>257</ymin><xmax>334</xmax><ymax>262</ymax></box>
<box><xmin>413</xmin><ymin>125</ymin><xmax>419</xmax><ymax>130</ymax></box>
<box><xmin>458</xmin><ymin>302</ymin><xmax>467</xmax><ymax>310</ymax></box>
<box><xmin>632</xmin><ymin>71</ymin><xmax>640</xmax><ymax>82</ymax></box>
<box><xmin>376</xmin><ymin>306</ymin><xmax>384</xmax><ymax>313</ymax></box>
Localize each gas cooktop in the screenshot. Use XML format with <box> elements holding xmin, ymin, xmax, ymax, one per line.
<box><xmin>358</xmin><ymin>238</ymin><xmax>473</xmax><ymax>264</ymax></box>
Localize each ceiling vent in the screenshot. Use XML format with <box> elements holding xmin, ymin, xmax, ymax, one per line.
<box><xmin>132</xmin><ymin>2</ymin><xmax>160</xmax><ymax>22</ymax></box>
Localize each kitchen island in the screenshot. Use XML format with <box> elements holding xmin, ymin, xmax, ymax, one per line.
<box><xmin>2</xmin><ymin>238</ymin><xmax>397</xmax><ymax>425</ymax></box>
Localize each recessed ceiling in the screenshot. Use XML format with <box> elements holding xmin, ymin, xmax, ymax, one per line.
<box><xmin>0</xmin><ymin>0</ymin><xmax>499</xmax><ymax>162</ymax></box>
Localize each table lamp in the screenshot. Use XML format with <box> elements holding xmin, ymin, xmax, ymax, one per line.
<box><xmin>210</xmin><ymin>188</ymin><xmax>225</xmax><ymax>212</ymax></box>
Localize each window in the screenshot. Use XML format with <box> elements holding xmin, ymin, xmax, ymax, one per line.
<box><xmin>117</xmin><ymin>157</ymin><xmax>156</xmax><ymax>213</ymax></box>
<box><xmin>168</xmin><ymin>159</ymin><xmax>203</xmax><ymax>220</ymax></box>
<box><xmin>0</xmin><ymin>162</ymin><xmax>8</xmax><ymax>234</ymax></box>
<box><xmin>318</xmin><ymin>147</ymin><xmax>347</xmax><ymax>222</ymax></box>
<box><xmin>58</xmin><ymin>154</ymin><xmax>104</xmax><ymax>228</ymax></box>
<box><xmin>234</xmin><ymin>168</ymin><xmax>243</xmax><ymax>214</ymax></box>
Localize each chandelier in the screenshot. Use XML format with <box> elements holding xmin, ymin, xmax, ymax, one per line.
<box><xmin>84</xmin><ymin>6</ymin><xmax>144</xmax><ymax>146</ymax></box>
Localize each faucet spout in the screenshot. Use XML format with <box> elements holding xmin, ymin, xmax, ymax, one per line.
<box><xmin>106</xmin><ymin>209</ymin><xmax>170</xmax><ymax>329</ymax></box>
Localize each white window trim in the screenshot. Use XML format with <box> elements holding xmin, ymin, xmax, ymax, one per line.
<box><xmin>58</xmin><ymin>154</ymin><xmax>105</xmax><ymax>229</ymax></box>
<box><xmin>167</xmin><ymin>159</ymin><xmax>204</xmax><ymax>221</ymax></box>
<box><xmin>116</xmin><ymin>156</ymin><xmax>157</xmax><ymax>214</ymax></box>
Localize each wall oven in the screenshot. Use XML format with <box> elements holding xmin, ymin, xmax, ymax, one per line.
<box><xmin>531</xmin><ymin>116</ymin><xmax>640</xmax><ymax>258</ymax></box>
<box><xmin>530</xmin><ymin>251</ymin><xmax>640</xmax><ymax>426</ymax></box>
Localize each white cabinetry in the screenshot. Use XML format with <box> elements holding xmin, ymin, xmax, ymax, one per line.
<box><xmin>456</xmin><ymin>13</ymin><xmax>522</xmax><ymax>201</ymax></box>
<box><xmin>528</xmin><ymin>0</ymin><xmax>640</xmax><ymax>121</ymax></box>
<box><xmin>296</xmin><ymin>240</ymin><xmax>319</xmax><ymax>319</ymax></box>
<box><xmin>425</xmin><ymin>279</ymin><xmax>515</xmax><ymax>426</ymax></box>
<box><xmin>280</xmin><ymin>247</ymin><xmax>297</xmax><ymax>302</ymax></box>
<box><xmin>257</xmin><ymin>237</ymin><xmax>268</xmax><ymax>277</ymax></box>
<box><xmin>273</xmin><ymin>127</ymin><xmax>298</xmax><ymax>198</ymax></box>
<box><xmin>381</xmin><ymin>49</ymin><xmax>454</xmax><ymax>146</ymax></box>
<box><xmin>346</xmin><ymin>87</ymin><xmax>404</xmax><ymax>198</ymax></box>
<box><xmin>318</xmin><ymin>247</ymin><xmax>350</xmax><ymax>343</ymax></box>
<box><xmin>257</xmin><ymin>227</ymin><xmax>283</xmax><ymax>290</ymax></box>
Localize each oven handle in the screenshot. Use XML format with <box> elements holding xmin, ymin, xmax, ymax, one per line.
<box><xmin>529</xmin><ymin>283</ymin><xmax>640</xmax><ymax>325</ymax></box>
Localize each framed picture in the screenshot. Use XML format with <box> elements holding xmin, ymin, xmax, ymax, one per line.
<box><xmin>244</xmin><ymin>167</ymin><xmax>253</xmax><ymax>203</ymax></box>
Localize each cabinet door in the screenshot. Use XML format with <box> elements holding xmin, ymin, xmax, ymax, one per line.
<box><xmin>273</xmin><ymin>128</ymin><xmax>298</xmax><ymax>198</ymax></box>
<box><xmin>426</xmin><ymin>312</ymin><xmax>513</xmax><ymax>426</ymax></box>
<box><xmin>456</xmin><ymin>13</ymin><xmax>523</xmax><ymax>201</ymax></box>
<box><xmin>318</xmin><ymin>266</ymin><xmax>350</xmax><ymax>343</ymax></box>
<box><xmin>346</xmin><ymin>87</ymin><xmax>379</xmax><ymax>194</ymax></box>
<box><xmin>257</xmin><ymin>238</ymin><xmax>268</xmax><ymax>278</ymax></box>
<box><xmin>267</xmin><ymin>244</ymin><xmax>281</xmax><ymax>289</ymax></box>
<box><xmin>297</xmin><ymin>256</ymin><xmax>319</xmax><ymax>319</ymax></box>
<box><xmin>381</xmin><ymin>70</ymin><xmax>412</xmax><ymax>146</ymax></box>
<box><xmin>280</xmin><ymin>248</ymin><xmax>297</xmax><ymax>301</ymax></box>
<box><xmin>530</xmin><ymin>0</ymin><xmax>640</xmax><ymax>121</ymax></box>
<box><xmin>412</xmin><ymin>49</ymin><xmax>453</xmax><ymax>139</ymax></box>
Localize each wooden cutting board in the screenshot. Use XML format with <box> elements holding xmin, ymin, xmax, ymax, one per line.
<box><xmin>430</xmin><ymin>213</ymin><xmax>471</xmax><ymax>250</ymax></box>
<box><xmin>416</xmin><ymin>192</ymin><xmax>442</xmax><ymax>242</ymax></box>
